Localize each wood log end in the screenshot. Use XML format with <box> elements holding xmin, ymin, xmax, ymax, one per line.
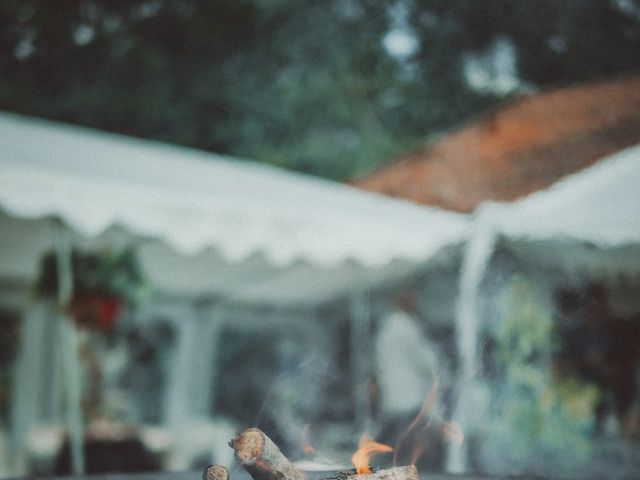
<box><xmin>230</xmin><ymin>427</ymin><xmax>267</xmax><ymax>465</ymax></box>
<box><xmin>230</xmin><ymin>428</ymin><xmax>305</xmax><ymax>480</ymax></box>
<box><xmin>203</xmin><ymin>465</ymin><xmax>228</xmax><ymax>480</ymax></box>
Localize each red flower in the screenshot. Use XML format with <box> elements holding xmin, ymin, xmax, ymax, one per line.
<box><xmin>68</xmin><ymin>293</ymin><xmax>122</xmax><ymax>332</ymax></box>
<box><xmin>92</xmin><ymin>295</ymin><xmax>122</xmax><ymax>331</ymax></box>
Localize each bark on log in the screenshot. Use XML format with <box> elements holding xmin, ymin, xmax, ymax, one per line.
<box><xmin>325</xmin><ymin>466</ymin><xmax>419</xmax><ymax>480</ymax></box>
<box><xmin>230</xmin><ymin>428</ymin><xmax>305</xmax><ymax>480</ymax></box>
<box><xmin>203</xmin><ymin>465</ymin><xmax>229</xmax><ymax>480</ymax></box>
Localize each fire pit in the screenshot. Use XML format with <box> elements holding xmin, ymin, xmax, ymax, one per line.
<box><xmin>206</xmin><ymin>428</ymin><xmax>528</xmax><ymax>480</ymax></box>
<box><xmin>227</xmin><ymin>428</ymin><xmax>417</xmax><ymax>480</ymax></box>
<box><xmin>32</xmin><ymin>425</ymin><xmax>640</xmax><ymax>480</ymax></box>
<box><xmin>39</xmin><ymin>471</ymin><xmax>527</xmax><ymax>480</ymax></box>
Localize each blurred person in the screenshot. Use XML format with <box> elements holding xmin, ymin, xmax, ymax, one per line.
<box><xmin>374</xmin><ymin>291</ymin><xmax>444</xmax><ymax>469</ymax></box>
<box><xmin>375</xmin><ymin>292</ymin><xmax>440</xmax><ymax>415</ymax></box>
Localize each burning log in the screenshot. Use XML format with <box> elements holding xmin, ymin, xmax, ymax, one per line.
<box><xmin>324</xmin><ymin>433</ymin><xmax>417</xmax><ymax>480</ymax></box>
<box><xmin>230</xmin><ymin>428</ymin><xmax>418</xmax><ymax>480</ymax></box>
<box><xmin>230</xmin><ymin>428</ymin><xmax>305</xmax><ymax>480</ymax></box>
<box><xmin>203</xmin><ymin>465</ymin><xmax>229</xmax><ymax>480</ymax></box>
<box><xmin>323</xmin><ymin>466</ymin><xmax>418</xmax><ymax>480</ymax></box>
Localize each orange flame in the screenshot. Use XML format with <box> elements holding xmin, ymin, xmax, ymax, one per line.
<box><xmin>443</xmin><ymin>421</ymin><xmax>464</xmax><ymax>446</ymax></box>
<box><xmin>385</xmin><ymin>379</ymin><xmax>465</xmax><ymax>467</ymax></box>
<box><xmin>393</xmin><ymin>379</ymin><xmax>439</xmax><ymax>466</ymax></box>
<box><xmin>409</xmin><ymin>378</ymin><xmax>439</xmax><ymax>432</ymax></box>
<box><xmin>351</xmin><ymin>435</ymin><xmax>393</xmax><ymax>474</ymax></box>
<box><xmin>301</xmin><ymin>424</ymin><xmax>316</xmax><ymax>456</ymax></box>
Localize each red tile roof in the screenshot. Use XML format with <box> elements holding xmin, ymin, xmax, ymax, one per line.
<box><xmin>354</xmin><ymin>75</ymin><xmax>640</xmax><ymax>212</ymax></box>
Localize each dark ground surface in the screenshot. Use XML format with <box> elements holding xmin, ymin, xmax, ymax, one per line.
<box><xmin>26</xmin><ymin>436</ymin><xmax>640</xmax><ymax>480</ymax></box>
<box><xmin>26</xmin><ymin>469</ymin><xmax>592</xmax><ymax>480</ymax></box>
<box><xmin>27</xmin><ymin>437</ymin><xmax>640</xmax><ymax>480</ymax></box>
<box><xmin>38</xmin><ymin>473</ymin><xmax>539</xmax><ymax>480</ymax></box>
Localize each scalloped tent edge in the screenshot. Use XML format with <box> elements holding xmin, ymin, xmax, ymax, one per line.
<box><xmin>0</xmin><ymin>111</ymin><xmax>470</xmax><ymax>304</ymax></box>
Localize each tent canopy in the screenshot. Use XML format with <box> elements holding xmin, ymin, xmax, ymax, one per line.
<box><xmin>0</xmin><ymin>111</ymin><xmax>469</xmax><ymax>304</ymax></box>
<box><xmin>487</xmin><ymin>144</ymin><xmax>640</xmax><ymax>246</ymax></box>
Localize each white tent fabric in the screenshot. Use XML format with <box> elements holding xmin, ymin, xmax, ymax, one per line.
<box><xmin>0</xmin><ymin>111</ymin><xmax>472</xmax><ymax>476</ymax></box>
<box><xmin>488</xmin><ymin>144</ymin><xmax>640</xmax><ymax>245</ymax></box>
<box><xmin>447</xmin><ymin>144</ymin><xmax>640</xmax><ymax>473</ymax></box>
<box><xmin>0</xmin><ymin>111</ymin><xmax>468</xmax><ymax>268</ymax></box>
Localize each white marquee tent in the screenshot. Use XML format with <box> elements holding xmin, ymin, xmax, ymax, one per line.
<box><xmin>6</xmin><ymin>108</ymin><xmax>638</xmax><ymax>474</ymax></box>
<box><xmin>447</xmin><ymin>144</ymin><xmax>640</xmax><ymax>473</ymax></box>
<box><xmin>0</xmin><ymin>111</ymin><xmax>469</xmax><ymax>306</ymax></box>
<box><xmin>0</xmin><ymin>111</ymin><xmax>470</xmax><ymax>474</ymax></box>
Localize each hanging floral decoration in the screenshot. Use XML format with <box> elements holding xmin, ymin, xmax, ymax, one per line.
<box><xmin>36</xmin><ymin>246</ymin><xmax>147</xmax><ymax>332</ymax></box>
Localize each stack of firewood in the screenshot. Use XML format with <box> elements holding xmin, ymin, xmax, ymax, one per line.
<box><xmin>203</xmin><ymin>428</ymin><xmax>419</xmax><ymax>480</ymax></box>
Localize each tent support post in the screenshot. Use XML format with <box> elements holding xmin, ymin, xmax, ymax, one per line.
<box><xmin>350</xmin><ymin>290</ymin><xmax>373</xmax><ymax>433</ymax></box>
<box><xmin>445</xmin><ymin>208</ymin><xmax>496</xmax><ymax>474</ymax></box>
<box><xmin>165</xmin><ymin>299</ymin><xmax>223</xmax><ymax>469</ymax></box>
<box><xmin>53</xmin><ymin>220</ymin><xmax>85</xmax><ymax>475</ymax></box>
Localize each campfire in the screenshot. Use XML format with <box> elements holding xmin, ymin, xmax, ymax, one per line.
<box><xmin>351</xmin><ymin>435</ymin><xmax>393</xmax><ymax>475</ymax></box>
<box><xmin>205</xmin><ymin>428</ymin><xmax>419</xmax><ymax>480</ymax></box>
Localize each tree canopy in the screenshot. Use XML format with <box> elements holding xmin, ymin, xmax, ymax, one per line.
<box><xmin>1</xmin><ymin>0</ymin><xmax>639</xmax><ymax>179</ymax></box>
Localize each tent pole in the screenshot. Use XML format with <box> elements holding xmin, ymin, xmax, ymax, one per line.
<box><xmin>445</xmin><ymin>208</ymin><xmax>496</xmax><ymax>474</ymax></box>
<box><xmin>53</xmin><ymin>221</ymin><xmax>85</xmax><ymax>475</ymax></box>
<box><xmin>349</xmin><ymin>290</ymin><xmax>373</xmax><ymax>434</ymax></box>
<box><xmin>193</xmin><ymin>301</ymin><xmax>222</xmax><ymax>418</ymax></box>
<box><xmin>165</xmin><ymin>303</ymin><xmax>195</xmax><ymax>470</ymax></box>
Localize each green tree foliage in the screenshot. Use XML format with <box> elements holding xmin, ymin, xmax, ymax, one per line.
<box><xmin>1</xmin><ymin>1</ymin><xmax>639</xmax><ymax>179</ymax></box>
<box><xmin>405</xmin><ymin>0</ymin><xmax>640</xmax><ymax>127</ymax></box>
<box><xmin>483</xmin><ymin>276</ymin><xmax>600</xmax><ymax>476</ymax></box>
